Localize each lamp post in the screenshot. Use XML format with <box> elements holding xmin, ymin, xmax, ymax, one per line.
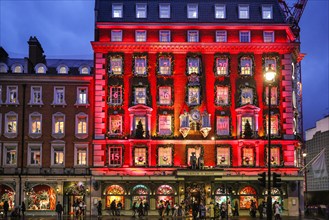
<box><xmin>264</xmin><ymin>65</ymin><xmax>276</xmax><ymax>220</ymax></box>
<box><xmin>302</xmin><ymin>152</ymin><xmax>307</xmax><ymax>206</ymax></box>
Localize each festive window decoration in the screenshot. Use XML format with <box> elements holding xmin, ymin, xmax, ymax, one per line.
<box><xmin>158</xmin><ymin>86</ymin><xmax>172</xmax><ymax>105</ymax></box>
<box><xmin>134</xmin><ymin>87</ymin><xmax>146</xmax><ymax>105</ymax></box>
<box><xmin>179</xmin><ymin>111</ymin><xmax>190</xmax><ymax>138</ymax></box>
<box><xmin>241</xmin><ymin>87</ymin><xmax>253</xmax><ymax>105</ymax></box>
<box><xmin>0</xmin><ymin>184</ymin><xmax>15</xmax><ymax>210</ymax></box>
<box><xmin>158</xmin><ymin>115</ymin><xmax>172</xmax><ymax>136</ymax></box>
<box><xmin>108</xmin><ymin>86</ymin><xmax>123</xmax><ymax>105</ymax></box>
<box><xmin>156</xmin><ymin>53</ymin><xmax>174</xmax><ymax>76</ymax></box>
<box><xmin>105</xmin><ymin>185</ymin><xmax>125</xmax><ymax>209</ymax></box>
<box><xmin>265</xmin><ymin>145</ymin><xmax>282</xmax><ymax>167</ymax></box>
<box><xmin>265</xmin><ymin>114</ymin><xmax>279</xmax><ymax>136</ymax></box>
<box><xmin>239</xmin><ymin>186</ymin><xmax>257</xmax><ymax>209</ymax></box>
<box><xmin>156</xmin><ymin>185</ymin><xmax>174</xmax><ymax>208</ymax></box>
<box><xmin>187</xmin><ymin>30</ymin><xmax>199</xmax><ymax>42</ymax></box>
<box><xmin>216</xmin><ymin>86</ymin><xmax>229</xmax><ymax>105</ymax></box>
<box><xmin>214</xmin><ymin>56</ymin><xmax>229</xmax><ymax>76</ymax></box>
<box><xmin>200</xmin><ymin>110</ymin><xmax>212</xmax><ymax>138</ymax></box>
<box><xmin>236</xmin><ymin>82</ymin><xmax>257</xmax><ymax>107</ymax></box>
<box><xmin>241</xmin><ymin>116</ymin><xmax>253</xmax><ymax>138</ymax></box>
<box><xmin>186</xmin><ymin>54</ymin><xmax>202</xmax><ymax>75</ymax></box>
<box><xmin>108</xmin><ymin>145</ymin><xmax>123</xmax><ymax>166</ymax></box>
<box><xmin>238</xmin><ymin>54</ymin><xmax>254</xmax><ymax>76</ymax></box>
<box><xmin>26</xmin><ymin>184</ymin><xmax>56</xmax><ymax>210</ymax></box>
<box><xmin>134</xmin><ymin>116</ymin><xmax>147</xmax><ymax>138</ymax></box>
<box><xmin>133</xmin><ymin>53</ymin><xmax>148</xmax><ymax>76</ymax></box>
<box><xmin>265</xmin><ymin>86</ymin><xmax>278</xmax><ymax>105</ymax></box>
<box><xmin>216</xmin><ymin>145</ymin><xmax>231</xmax><ymax>166</ymax></box>
<box><xmin>262</xmin><ymin>54</ymin><xmax>281</xmax><ymax>79</ymax></box>
<box><xmin>216</xmin><ymin>115</ymin><xmax>230</xmax><ymax>136</ymax></box>
<box><xmin>134</xmin><ymin>147</ymin><xmax>147</xmax><ymax>166</ymax></box>
<box><xmin>131</xmin><ymin>184</ymin><xmax>149</xmax><ymax>207</ymax></box>
<box><xmin>108</xmin><ymin>54</ymin><xmax>123</xmax><ymax>75</ymax></box>
<box><xmin>186</xmin><ymin>145</ymin><xmax>204</xmax><ymax>166</ymax></box>
<box><xmin>242</xmin><ymin>147</ymin><xmax>255</xmax><ymax>166</ymax></box>
<box><xmin>64</xmin><ymin>182</ymin><xmax>87</xmax><ymax>196</ymax></box>
<box><xmin>109</xmin><ymin>115</ymin><xmax>123</xmax><ymax>135</ymax></box>
<box><xmin>157</xmin><ymin>145</ymin><xmax>173</xmax><ymax>166</ymax></box>
<box><xmin>135</xmin><ymin>30</ymin><xmax>147</xmax><ymax>42</ymax></box>
<box><xmin>187</xmin><ymin>86</ymin><xmax>200</xmax><ymax>106</ymax></box>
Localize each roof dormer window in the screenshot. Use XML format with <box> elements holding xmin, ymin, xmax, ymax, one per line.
<box><xmin>57</xmin><ymin>65</ymin><xmax>69</xmax><ymax>74</ymax></box>
<box><xmin>35</xmin><ymin>63</ymin><xmax>47</xmax><ymax>74</ymax></box>
<box><xmin>112</xmin><ymin>3</ymin><xmax>123</xmax><ymax>18</ymax></box>
<box><xmin>0</xmin><ymin>63</ymin><xmax>8</xmax><ymax>73</ymax></box>
<box><xmin>215</xmin><ymin>4</ymin><xmax>226</xmax><ymax>19</ymax></box>
<box><xmin>188</xmin><ymin>4</ymin><xmax>198</xmax><ymax>19</ymax></box>
<box><xmin>239</xmin><ymin>5</ymin><xmax>250</xmax><ymax>19</ymax></box>
<box><xmin>79</xmin><ymin>66</ymin><xmax>90</xmax><ymax>75</ymax></box>
<box><xmin>159</xmin><ymin>3</ymin><xmax>170</xmax><ymax>18</ymax></box>
<box><xmin>12</xmin><ymin>64</ymin><xmax>23</xmax><ymax>73</ymax></box>
<box><xmin>136</xmin><ymin>3</ymin><xmax>147</xmax><ymax>18</ymax></box>
<box><xmin>262</xmin><ymin>5</ymin><xmax>273</xmax><ymax>19</ymax></box>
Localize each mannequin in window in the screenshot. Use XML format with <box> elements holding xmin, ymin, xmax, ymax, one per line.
<box><xmin>135</xmin><ymin>119</ymin><xmax>144</xmax><ymax>139</ymax></box>
<box><xmin>190</xmin><ymin>152</ymin><xmax>197</xmax><ymax>169</ymax></box>
<box><xmin>198</xmin><ymin>155</ymin><xmax>204</xmax><ymax>170</ymax></box>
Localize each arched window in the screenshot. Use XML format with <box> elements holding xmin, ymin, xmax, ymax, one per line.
<box><xmin>105</xmin><ymin>185</ymin><xmax>125</xmax><ymax>209</ymax></box>
<box><xmin>11</xmin><ymin>64</ymin><xmax>23</xmax><ymax>73</ymax></box>
<box><xmin>26</xmin><ymin>184</ymin><xmax>56</xmax><ymax>210</ymax></box>
<box><xmin>0</xmin><ymin>184</ymin><xmax>15</xmax><ymax>210</ymax></box>
<box><xmin>239</xmin><ymin>186</ymin><xmax>257</xmax><ymax>209</ymax></box>
<box><xmin>0</xmin><ymin>63</ymin><xmax>8</xmax><ymax>73</ymax></box>
<box><xmin>156</xmin><ymin>185</ymin><xmax>174</xmax><ymax>208</ymax></box>
<box><xmin>214</xmin><ymin>185</ymin><xmax>232</xmax><ymax>205</ymax></box>
<box><xmin>79</xmin><ymin>65</ymin><xmax>90</xmax><ymax>74</ymax></box>
<box><xmin>131</xmin><ymin>184</ymin><xmax>149</xmax><ymax>208</ymax></box>
<box><xmin>35</xmin><ymin>63</ymin><xmax>47</xmax><ymax>74</ymax></box>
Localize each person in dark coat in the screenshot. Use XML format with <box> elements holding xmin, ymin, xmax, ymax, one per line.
<box><xmin>116</xmin><ymin>200</ymin><xmax>122</xmax><ymax>216</ymax></box>
<box><xmin>143</xmin><ymin>201</ymin><xmax>149</xmax><ymax>216</ymax></box>
<box><xmin>21</xmin><ymin>202</ymin><xmax>26</xmax><ymax>217</ymax></box>
<box><xmin>97</xmin><ymin>201</ymin><xmax>102</xmax><ymax>217</ymax></box>
<box><xmin>3</xmin><ymin>201</ymin><xmax>9</xmax><ymax>217</ymax></box>
<box><xmin>192</xmin><ymin>201</ymin><xmax>199</xmax><ymax>220</ymax></box>
<box><xmin>55</xmin><ymin>201</ymin><xmax>63</xmax><ymax>219</ymax></box>
<box><xmin>110</xmin><ymin>200</ymin><xmax>116</xmax><ymax>216</ymax></box>
<box><xmin>233</xmin><ymin>200</ymin><xmax>239</xmax><ymax>216</ymax></box>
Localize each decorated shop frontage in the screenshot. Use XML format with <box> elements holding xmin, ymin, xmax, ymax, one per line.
<box><xmin>0</xmin><ymin>184</ymin><xmax>16</xmax><ymax>211</ymax></box>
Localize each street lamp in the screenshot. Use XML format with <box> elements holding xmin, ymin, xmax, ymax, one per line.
<box><xmin>264</xmin><ymin>64</ymin><xmax>276</xmax><ymax>220</ymax></box>
<box><xmin>302</xmin><ymin>152</ymin><xmax>307</xmax><ymax>205</ymax></box>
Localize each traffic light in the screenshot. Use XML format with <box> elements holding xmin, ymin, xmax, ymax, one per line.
<box><xmin>258</xmin><ymin>172</ymin><xmax>266</xmax><ymax>187</ymax></box>
<box><xmin>273</xmin><ymin>172</ymin><xmax>282</xmax><ymax>187</ymax></box>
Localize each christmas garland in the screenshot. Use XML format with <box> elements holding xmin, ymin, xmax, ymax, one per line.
<box><xmin>185</xmin><ymin>53</ymin><xmax>203</xmax><ymax>76</ymax></box>
<box><xmin>215</xmin><ymin>144</ymin><xmax>232</xmax><ymax>168</ymax></box>
<box><xmin>156</xmin><ymin>109</ymin><xmax>174</xmax><ymax>138</ymax></box>
<box><xmin>132</xmin><ymin>146</ymin><xmax>148</xmax><ymax>167</ymax></box>
<box><xmin>107</xmin><ymin>52</ymin><xmax>124</xmax><ymax>77</ymax></box>
<box><xmin>156</xmin><ymin>144</ymin><xmax>174</xmax><ymax>167</ymax></box>
<box><xmin>262</xmin><ymin>53</ymin><xmax>281</xmax><ymax>84</ymax></box>
<box><xmin>235</xmin><ymin>79</ymin><xmax>258</xmax><ymax>107</ymax></box>
<box><xmin>237</xmin><ymin>53</ymin><xmax>255</xmax><ymax>78</ymax></box>
<box><xmin>262</xmin><ymin>109</ymin><xmax>281</xmax><ymax>139</ymax></box>
<box><xmin>241</xmin><ymin>145</ymin><xmax>256</xmax><ymax>167</ymax></box>
<box><xmin>214</xmin><ymin>79</ymin><xmax>231</xmax><ymax>107</ymax></box>
<box><xmin>264</xmin><ymin>144</ymin><xmax>284</xmax><ymax>167</ymax></box>
<box><xmin>156</xmin><ymin>53</ymin><xmax>174</xmax><ymax>76</ymax></box>
<box><xmin>132</xmin><ymin>52</ymin><xmax>149</xmax><ymax>77</ymax></box>
<box><xmin>107</xmin><ymin>78</ymin><xmax>124</xmax><ymax>107</ymax></box>
<box><xmin>185</xmin><ymin>85</ymin><xmax>202</xmax><ymax>107</ymax></box>
<box><xmin>213</xmin><ymin>53</ymin><xmax>231</xmax><ymax>77</ymax></box>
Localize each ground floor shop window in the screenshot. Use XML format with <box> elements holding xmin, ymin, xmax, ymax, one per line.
<box><xmin>0</xmin><ymin>184</ymin><xmax>15</xmax><ymax>210</ymax></box>
<box><xmin>26</xmin><ymin>184</ymin><xmax>56</xmax><ymax>210</ymax></box>
<box><xmin>239</xmin><ymin>186</ymin><xmax>257</xmax><ymax>210</ymax></box>
<box><xmin>105</xmin><ymin>185</ymin><xmax>125</xmax><ymax>209</ymax></box>
<box><xmin>214</xmin><ymin>185</ymin><xmax>231</xmax><ymax>205</ymax></box>
<box><xmin>156</xmin><ymin>185</ymin><xmax>174</xmax><ymax>208</ymax></box>
<box><xmin>131</xmin><ymin>184</ymin><xmax>149</xmax><ymax>208</ymax></box>
<box><xmin>64</xmin><ymin>182</ymin><xmax>87</xmax><ymax>215</ymax></box>
<box><xmin>264</xmin><ymin>188</ymin><xmax>282</xmax><ymax>204</ymax></box>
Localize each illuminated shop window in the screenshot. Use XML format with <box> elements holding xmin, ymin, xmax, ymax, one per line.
<box><xmin>265</xmin><ymin>86</ymin><xmax>278</xmax><ymax>105</ymax></box>
<box><xmin>187</xmin><ymin>4</ymin><xmax>198</xmax><ymax>19</ymax></box>
<box><xmin>215</xmin><ymin>58</ymin><xmax>228</xmax><ymax>75</ymax></box>
<box><xmin>108</xmin><ymin>146</ymin><xmax>123</xmax><ymax>166</ymax></box>
<box><xmin>6</xmin><ymin>86</ymin><xmax>18</xmax><ymax>104</ymax></box>
<box><xmin>0</xmin><ymin>184</ymin><xmax>15</xmax><ymax>210</ymax></box>
<box><xmin>134</xmin><ymin>57</ymin><xmax>147</xmax><ymax>75</ymax></box>
<box><xmin>158</xmin><ymin>86</ymin><xmax>172</xmax><ymax>105</ymax></box>
<box><xmin>136</xmin><ymin>3</ymin><xmax>147</xmax><ymax>18</ymax></box>
<box><xmin>187</xmin><ymin>87</ymin><xmax>200</xmax><ymax>106</ymax></box>
<box><xmin>265</xmin><ymin>58</ymin><xmax>276</xmax><ymax>72</ymax></box>
<box><xmin>131</xmin><ymin>185</ymin><xmax>149</xmax><ymax>207</ymax></box>
<box><xmin>158</xmin><ymin>146</ymin><xmax>173</xmax><ymax>166</ymax></box>
<box><xmin>187</xmin><ymin>30</ymin><xmax>199</xmax><ymax>42</ymax></box>
<box><xmin>109</xmin><ymin>56</ymin><xmax>123</xmax><ymax>75</ymax></box>
<box><xmin>28</xmin><ymin>144</ymin><xmax>42</xmax><ymax>166</ymax></box>
<box><xmin>4</xmin><ymin>144</ymin><xmax>17</xmax><ymax>166</ymax></box>
<box><xmin>263</xmin><ymin>31</ymin><xmax>275</xmax><ymax>43</ymax></box>
<box><xmin>242</xmin><ymin>147</ymin><xmax>255</xmax><ymax>166</ymax></box>
<box><xmin>238</xmin><ymin>5</ymin><xmax>249</xmax><ymax>19</ymax></box>
<box><xmin>134</xmin><ymin>147</ymin><xmax>147</xmax><ymax>166</ymax></box>
<box><xmin>239</xmin><ymin>186</ymin><xmax>257</xmax><ymax>209</ymax></box>
<box><xmin>159</xmin><ymin>3</ymin><xmax>170</xmax><ymax>18</ymax></box>
<box><xmin>135</xmin><ymin>30</ymin><xmax>147</xmax><ymax>42</ymax></box>
<box><xmin>111</xmin><ymin>30</ymin><xmax>123</xmax><ymax>42</ymax></box>
<box><xmin>216</xmin><ymin>30</ymin><xmax>227</xmax><ymax>43</ymax></box>
<box><xmin>265</xmin><ymin>115</ymin><xmax>279</xmax><ymax>136</ymax></box>
<box><xmin>158</xmin><ymin>56</ymin><xmax>171</xmax><ymax>75</ymax></box>
<box><xmin>26</xmin><ymin>184</ymin><xmax>56</xmax><ymax>210</ymax></box>
<box><xmin>5</xmin><ymin>112</ymin><xmax>18</xmax><ymax>136</ymax></box>
<box><xmin>215</xmin><ymin>185</ymin><xmax>231</xmax><ymax>206</ymax></box>
<box><xmin>158</xmin><ymin>115</ymin><xmax>172</xmax><ymax>136</ymax></box>
<box><xmin>266</xmin><ymin>146</ymin><xmax>281</xmax><ymax>166</ymax></box>
<box><xmin>215</xmin><ymin>4</ymin><xmax>226</xmax><ymax>19</ymax></box>
<box><xmin>216</xmin><ymin>146</ymin><xmax>231</xmax><ymax>166</ymax></box>
<box><xmin>241</xmin><ymin>87</ymin><xmax>253</xmax><ymax>105</ymax></box>
<box><xmin>156</xmin><ymin>185</ymin><xmax>174</xmax><ymax>208</ymax></box>
<box><xmin>262</xmin><ymin>5</ymin><xmax>273</xmax><ymax>19</ymax></box>
<box><xmin>77</xmin><ymin>87</ymin><xmax>88</xmax><ymax>105</ymax></box>
<box><xmin>29</xmin><ymin>112</ymin><xmax>42</xmax><ymax>135</ymax></box>
<box><xmin>187</xmin><ymin>57</ymin><xmax>200</xmax><ymax>74</ymax></box>
<box><xmin>239</xmin><ymin>31</ymin><xmax>251</xmax><ymax>43</ymax></box>
<box><xmin>109</xmin><ymin>86</ymin><xmax>123</xmax><ymax>105</ymax></box>
<box><xmin>105</xmin><ymin>185</ymin><xmax>125</xmax><ymax>209</ymax></box>
<box><xmin>109</xmin><ymin>115</ymin><xmax>123</xmax><ymax>135</ymax></box>
<box><xmin>134</xmin><ymin>87</ymin><xmax>146</xmax><ymax>105</ymax></box>
<box><xmin>53</xmin><ymin>87</ymin><xmax>65</xmax><ymax>105</ymax></box>
<box><xmin>112</xmin><ymin>4</ymin><xmax>123</xmax><ymax>18</ymax></box>
<box><xmin>216</xmin><ymin>86</ymin><xmax>229</xmax><ymax>105</ymax></box>
<box><xmin>52</xmin><ymin>144</ymin><xmax>64</xmax><ymax>166</ymax></box>
<box><xmin>216</xmin><ymin>116</ymin><xmax>230</xmax><ymax>136</ymax></box>
<box><xmin>30</xmin><ymin>86</ymin><xmax>42</xmax><ymax>104</ymax></box>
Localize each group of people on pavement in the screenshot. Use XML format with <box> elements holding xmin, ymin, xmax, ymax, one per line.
<box><xmin>132</xmin><ymin>200</ymin><xmax>149</xmax><ymax>217</ymax></box>
<box><xmin>109</xmin><ymin>199</ymin><xmax>123</xmax><ymax>216</ymax></box>
<box><xmin>2</xmin><ymin>200</ymin><xmax>26</xmax><ymax>218</ymax></box>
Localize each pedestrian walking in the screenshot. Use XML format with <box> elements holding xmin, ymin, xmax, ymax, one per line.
<box><xmin>21</xmin><ymin>202</ymin><xmax>26</xmax><ymax>217</ymax></box>
<box><xmin>56</xmin><ymin>201</ymin><xmax>63</xmax><ymax>219</ymax></box>
<box><xmin>3</xmin><ymin>200</ymin><xmax>9</xmax><ymax>217</ymax></box>
<box><xmin>233</xmin><ymin>200</ymin><xmax>239</xmax><ymax>216</ymax></box>
<box><xmin>110</xmin><ymin>200</ymin><xmax>116</xmax><ymax>216</ymax></box>
<box><xmin>116</xmin><ymin>200</ymin><xmax>122</xmax><ymax>216</ymax></box>
<box><xmin>97</xmin><ymin>200</ymin><xmax>102</xmax><ymax>217</ymax></box>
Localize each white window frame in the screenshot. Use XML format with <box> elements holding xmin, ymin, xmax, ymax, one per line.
<box><xmin>239</xmin><ymin>31</ymin><xmax>251</xmax><ymax>43</ymax></box>
<box><xmin>75</xmin><ymin>112</ymin><xmax>88</xmax><ymax>139</ymax></box>
<box><xmin>215</xmin><ymin>4</ymin><xmax>226</xmax><ymax>19</ymax></box>
<box><xmin>56</xmin><ymin>65</ymin><xmax>69</xmax><ymax>74</ymax></box>
<box><xmin>134</xmin><ymin>87</ymin><xmax>147</xmax><ymax>105</ymax></box>
<box><xmin>134</xmin><ymin>147</ymin><xmax>147</xmax><ymax>166</ymax></box>
<box><xmin>265</xmin><ymin>86</ymin><xmax>278</xmax><ymax>106</ymax></box>
<box><xmin>239</xmin><ymin>5</ymin><xmax>250</xmax><ymax>19</ymax></box>
<box><xmin>135</xmin><ymin>30</ymin><xmax>147</xmax><ymax>42</ymax></box>
<box><xmin>262</xmin><ymin>5</ymin><xmax>273</xmax><ymax>19</ymax></box>
<box><xmin>4</xmin><ymin>111</ymin><xmax>18</xmax><ymax>138</ymax></box>
<box><xmin>6</xmin><ymin>85</ymin><xmax>19</xmax><ymax>105</ymax></box>
<box><xmin>158</xmin><ymin>146</ymin><xmax>173</xmax><ymax>166</ymax></box>
<box><xmin>109</xmin><ymin>56</ymin><xmax>123</xmax><ymax>75</ymax></box>
<box><xmin>136</xmin><ymin>3</ymin><xmax>147</xmax><ymax>18</ymax></box>
<box><xmin>158</xmin><ymin>115</ymin><xmax>172</xmax><ymax>136</ymax></box>
<box><xmin>159</xmin><ymin>3</ymin><xmax>170</xmax><ymax>18</ymax></box>
<box><xmin>241</xmin><ymin>87</ymin><xmax>254</xmax><ymax>105</ymax></box>
<box><xmin>74</xmin><ymin>143</ymin><xmax>88</xmax><ymax>167</ymax></box>
<box><xmin>216</xmin><ymin>86</ymin><xmax>229</xmax><ymax>105</ymax></box>
<box><xmin>52</xmin><ymin>112</ymin><xmax>65</xmax><ymax>139</ymax></box>
<box><xmin>76</xmin><ymin>87</ymin><xmax>89</xmax><ymax>105</ymax></box>
<box><xmin>112</xmin><ymin>3</ymin><xmax>123</xmax><ymax>18</ymax></box>
<box><xmin>0</xmin><ymin>63</ymin><xmax>8</xmax><ymax>73</ymax></box>
<box><xmin>188</xmin><ymin>87</ymin><xmax>200</xmax><ymax>106</ymax></box>
<box><xmin>79</xmin><ymin>65</ymin><xmax>90</xmax><ymax>75</ymax></box>
<box><xmin>11</xmin><ymin>64</ymin><xmax>23</xmax><ymax>73</ymax></box>
<box><xmin>240</xmin><ymin>57</ymin><xmax>253</xmax><ymax>75</ymax></box>
<box><xmin>3</xmin><ymin>143</ymin><xmax>18</xmax><ymax>167</ymax></box>
<box><xmin>51</xmin><ymin>142</ymin><xmax>65</xmax><ymax>167</ymax></box>
<box><xmin>187</xmin><ymin>30</ymin><xmax>199</xmax><ymax>42</ymax></box>
<box><xmin>108</xmin><ymin>145</ymin><xmax>123</xmax><ymax>166</ymax></box>
<box><xmin>111</xmin><ymin>30</ymin><xmax>123</xmax><ymax>42</ymax></box>
<box><xmin>159</xmin><ymin>86</ymin><xmax>172</xmax><ymax>105</ymax></box>
<box><xmin>263</xmin><ymin>31</ymin><xmax>275</xmax><ymax>43</ymax></box>
<box><xmin>215</xmin><ymin>58</ymin><xmax>228</xmax><ymax>76</ymax></box>
<box><xmin>29</xmin><ymin>86</ymin><xmax>43</xmax><ymax>105</ymax></box>
<box><xmin>187</xmin><ymin>4</ymin><xmax>198</xmax><ymax>19</ymax></box>
<box><xmin>52</xmin><ymin>86</ymin><xmax>66</xmax><ymax>106</ymax></box>
<box><xmin>159</xmin><ymin>30</ymin><xmax>171</xmax><ymax>42</ymax></box>
<box><xmin>29</xmin><ymin>112</ymin><xmax>42</xmax><ymax>138</ymax></box>
<box><xmin>216</xmin><ymin>30</ymin><xmax>227</xmax><ymax>43</ymax></box>
<box><xmin>134</xmin><ymin>56</ymin><xmax>147</xmax><ymax>75</ymax></box>
<box><xmin>34</xmin><ymin>63</ymin><xmax>47</xmax><ymax>74</ymax></box>
<box><xmin>216</xmin><ymin>116</ymin><xmax>230</xmax><ymax>136</ymax></box>
<box><xmin>265</xmin><ymin>115</ymin><xmax>279</xmax><ymax>136</ymax></box>
<box><xmin>27</xmin><ymin>143</ymin><xmax>42</xmax><ymax>167</ymax></box>
<box><xmin>109</xmin><ymin>86</ymin><xmax>123</xmax><ymax>105</ymax></box>
<box><xmin>109</xmin><ymin>115</ymin><xmax>123</xmax><ymax>135</ymax></box>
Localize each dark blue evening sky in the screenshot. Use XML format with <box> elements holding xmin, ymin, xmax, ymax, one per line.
<box><xmin>0</xmin><ymin>0</ymin><xmax>328</xmax><ymax>131</ymax></box>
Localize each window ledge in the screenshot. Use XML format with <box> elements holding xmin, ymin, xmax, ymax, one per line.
<box><xmin>5</xmin><ymin>102</ymin><xmax>19</xmax><ymax>106</ymax></box>
<box><xmin>28</xmin><ymin>102</ymin><xmax>44</xmax><ymax>107</ymax></box>
<box><xmin>75</xmin><ymin>133</ymin><xmax>88</xmax><ymax>139</ymax></box>
<box><xmin>51</xmin><ymin>102</ymin><xmax>67</xmax><ymax>107</ymax></box>
<box><xmin>28</xmin><ymin>133</ymin><xmax>42</xmax><ymax>139</ymax></box>
<box><xmin>52</xmin><ymin>133</ymin><xmax>65</xmax><ymax>139</ymax></box>
<box><xmin>3</xmin><ymin>132</ymin><xmax>18</xmax><ymax>138</ymax></box>
<box><xmin>74</xmin><ymin>103</ymin><xmax>90</xmax><ymax>108</ymax></box>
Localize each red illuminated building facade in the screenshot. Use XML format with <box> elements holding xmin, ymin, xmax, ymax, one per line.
<box><xmin>90</xmin><ymin>0</ymin><xmax>304</xmax><ymax>216</ymax></box>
